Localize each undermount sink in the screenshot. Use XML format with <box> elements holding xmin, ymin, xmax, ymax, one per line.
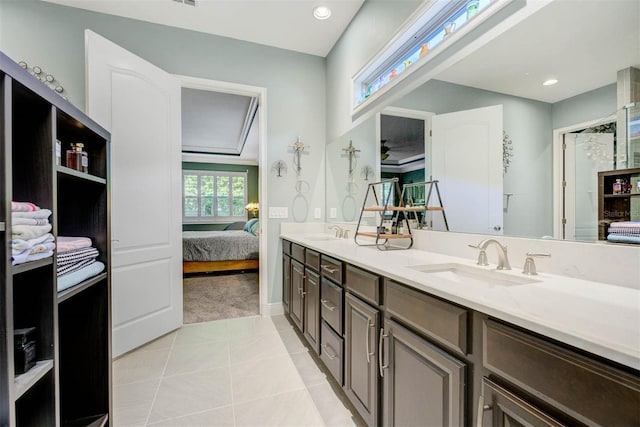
<box><xmin>407</xmin><ymin>263</ymin><xmax>541</xmax><ymax>286</ymax></box>
<box><xmin>304</xmin><ymin>234</ymin><xmax>339</xmax><ymax>241</ymax></box>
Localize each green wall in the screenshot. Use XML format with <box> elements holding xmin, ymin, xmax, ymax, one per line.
<box><xmin>182</xmin><ymin>162</ymin><xmax>259</xmax><ymax>231</ymax></box>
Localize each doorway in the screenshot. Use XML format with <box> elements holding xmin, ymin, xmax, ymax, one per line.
<box><xmin>553</xmin><ymin>117</ymin><xmax>616</xmax><ymax>241</ymax></box>
<box><xmin>178</xmin><ymin>75</ymin><xmax>265</xmax><ymax>323</ymax></box>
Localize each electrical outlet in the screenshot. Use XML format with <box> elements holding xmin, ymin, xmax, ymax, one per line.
<box><xmin>268</xmin><ymin>207</ymin><xmax>289</xmax><ymax>219</ymax></box>
<box><xmin>330</xmin><ymin>208</ymin><xmax>337</xmax><ymax>218</ymax></box>
<box><xmin>314</xmin><ymin>208</ymin><xmax>322</xmax><ymax>219</ymax></box>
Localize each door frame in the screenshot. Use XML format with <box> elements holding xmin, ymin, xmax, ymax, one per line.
<box><xmin>552</xmin><ymin>115</ymin><xmax>615</xmax><ymax>239</ymax></box>
<box><xmin>177</xmin><ymin>74</ymin><xmax>268</xmax><ymax>315</ymax></box>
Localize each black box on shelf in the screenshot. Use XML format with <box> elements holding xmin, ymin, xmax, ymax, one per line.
<box><xmin>14</xmin><ymin>327</ymin><xmax>37</xmax><ymax>374</ymax></box>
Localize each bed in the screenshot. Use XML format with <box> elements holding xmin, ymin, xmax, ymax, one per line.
<box><xmin>182</xmin><ymin>222</ymin><xmax>259</xmax><ymax>274</ymax></box>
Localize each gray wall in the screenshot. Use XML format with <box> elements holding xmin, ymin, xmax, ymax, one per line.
<box><xmin>326</xmin><ymin>0</ymin><xmax>422</xmax><ymax>141</ymax></box>
<box><xmin>0</xmin><ymin>0</ymin><xmax>327</xmax><ymax>306</ymax></box>
<box><xmin>552</xmin><ymin>83</ymin><xmax>617</xmax><ymax>130</ymax></box>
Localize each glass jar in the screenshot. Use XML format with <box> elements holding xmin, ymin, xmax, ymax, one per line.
<box><xmin>66</xmin><ymin>142</ymin><xmax>88</xmax><ymax>173</ymax></box>
<box><xmin>613</xmin><ymin>178</ymin><xmax>622</xmax><ymax>194</ymax></box>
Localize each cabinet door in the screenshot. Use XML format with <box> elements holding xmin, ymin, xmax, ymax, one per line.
<box><xmin>282</xmin><ymin>254</ymin><xmax>291</xmax><ymax>314</ymax></box>
<box><xmin>303</xmin><ymin>270</ymin><xmax>320</xmax><ymax>353</ymax></box>
<box><xmin>382</xmin><ymin>318</ymin><xmax>466</xmax><ymax>427</ymax></box>
<box><xmin>344</xmin><ymin>292</ymin><xmax>380</xmax><ymax>426</ymax></box>
<box><xmin>290</xmin><ymin>259</ymin><xmax>304</xmax><ymax>331</ymax></box>
<box><xmin>479</xmin><ymin>378</ymin><xmax>567</xmax><ymax>427</ymax></box>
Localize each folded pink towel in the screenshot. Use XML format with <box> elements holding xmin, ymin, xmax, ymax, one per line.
<box><xmin>57</xmin><ymin>236</ymin><xmax>93</xmax><ymax>252</ymax></box>
<box><xmin>11</xmin><ymin>201</ymin><xmax>39</xmax><ymax>212</ymax></box>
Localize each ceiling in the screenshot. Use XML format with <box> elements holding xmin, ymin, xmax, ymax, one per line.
<box><xmin>42</xmin><ymin>0</ymin><xmax>365</xmax><ymax>57</ymax></box>
<box><xmin>435</xmin><ymin>0</ymin><xmax>640</xmax><ymax>103</ymax></box>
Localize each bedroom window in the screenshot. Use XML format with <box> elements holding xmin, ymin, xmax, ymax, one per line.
<box><xmin>182</xmin><ymin>170</ymin><xmax>247</xmax><ymax>223</ymax></box>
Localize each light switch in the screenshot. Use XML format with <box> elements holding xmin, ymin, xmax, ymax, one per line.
<box><xmin>268</xmin><ymin>207</ymin><xmax>288</xmax><ymax>219</ymax></box>
<box><xmin>330</xmin><ymin>208</ymin><xmax>337</xmax><ymax>219</ymax></box>
<box><xmin>314</xmin><ymin>208</ymin><xmax>322</xmax><ymax>219</ymax></box>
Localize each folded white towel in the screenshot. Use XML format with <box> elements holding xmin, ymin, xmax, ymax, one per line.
<box><xmin>12</xmin><ymin>249</ymin><xmax>54</xmax><ymax>266</ymax></box>
<box><xmin>11</xmin><ymin>233</ymin><xmax>55</xmax><ymax>253</ymax></box>
<box><xmin>12</xmin><ymin>217</ymin><xmax>50</xmax><ymax>226</ymax></box>
<box><xmin>11</xmin><ymin>209</ymin><xmax>52</xmax><ymax>220</ymax></box>
<box><xmin>11</xmin><ymin>224</ymin><xmax>52</xmax><ymax>240</ymax></box>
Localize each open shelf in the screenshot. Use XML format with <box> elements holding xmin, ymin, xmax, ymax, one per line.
<box><xmin>12</xmin><ymin>257</ymin><xmax>53</xmax><ymax>275</ymax></box>
<box><xmin>62</xmin><ymin>413</ymin><xmax>108</xmax><ymax>427</ymax></box>
<box><xmin>14</xmin><ymin>359</ymin><xmax>54</xmax><ymax>400</ymax></box>
<box><xmin>57</xmin><ymin>166</ymin><xmax>107</xmax><ymax>185</ymax></box>
<box><xmin>57</xmin><ymin>272</ymin><xmax>108</xmax><ymax>303</ymax></box>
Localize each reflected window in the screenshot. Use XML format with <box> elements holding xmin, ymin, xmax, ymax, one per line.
<box><xmin>353</xmin><ymin>0</ymin><xmax>498</xmax><ymax>109</ymax></box>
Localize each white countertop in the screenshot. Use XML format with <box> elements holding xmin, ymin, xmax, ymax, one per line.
<box><xmin>281</xmin><ymin>232</ymin><xmax>640</xmax><ymax>371</ymax></box>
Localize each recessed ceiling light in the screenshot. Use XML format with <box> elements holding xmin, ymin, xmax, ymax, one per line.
<box><xmin>313</xmin><ymin>6</ymin><xmax>332</xmax><ymax>20</ymax></box>
<box><xmin>543</xmin><ymin>79</ymin><xmax>558</xmax><ymax>86</ymax></box>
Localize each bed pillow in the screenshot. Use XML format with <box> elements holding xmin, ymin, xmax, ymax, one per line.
<box><xmin>244</xmin><ymin>218</ymin><xmax>260</xmax><ymax>235</ymax></box>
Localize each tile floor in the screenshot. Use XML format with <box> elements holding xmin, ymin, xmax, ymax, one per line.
<box><xmin>113</xmin><ymin>315</ymin><xmax>358</xmax><ymax>426</ymax></box>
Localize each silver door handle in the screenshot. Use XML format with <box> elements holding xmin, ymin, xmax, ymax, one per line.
<box><xmin>321</xmin><ymin>264</ymin><xmax>338</xmax><ymax>274</ymax></box>
<box><xmin>366</xmin><ymin>319</ymin><xmax>374</xmax><ymax>363</ymax></box>
<box><xmin>476</xmin><ymin>394</ymin><xmax>492</xmax><ymax>427</ymax></box>
<box><xmin>378</xmin><ymin>327</ymin><xmax>388</xmax><ymax>377</ymax></box>
<box><xmin>321</xmin><ymin>343</ymin><xmax>337</xmax><ymax>360</ymax></box>
<box><xmin>320</xmin><ymin>299</ymin><xmax>336</xmax><ymax>312</ymax></box>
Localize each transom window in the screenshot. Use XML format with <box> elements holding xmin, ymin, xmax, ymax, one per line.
<box><xmin>353</xmin><ymin>0</ymin><xmax>502</xmax><ymax>112</ymax></box>
<box><xmin>182</xmin><ymin>170</ymin><xmax>247</xmax><ymax>223</ymax></box>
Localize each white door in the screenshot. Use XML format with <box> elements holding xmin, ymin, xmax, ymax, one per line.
<box><xmin>431</xmin><ymin>105</ymin><xmax>503</xmax><ymax>234</ymax></box>
<box><xmin>85</xmin><ymin>30</ymin><xmax>183</xmax><ymax>357</ymax></box>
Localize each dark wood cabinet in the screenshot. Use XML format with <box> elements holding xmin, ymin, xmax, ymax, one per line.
<box><xmin>1</xmin><ymin>52</ymin><xmax>111</xmax><ymax>426</ymax></box>
<box><xmin>290</xmin><ymin>259</ymin><xmax>304</xmax><ymax>331</ymax></box>
<box><xmin>344</xmin><ymin>292</ymin><xmax>380</xmax><ymax>426</ymax></box>
<box><xmin>381</xmin><ymin>318</ymin><xmax>466</xmax><ymax>427</ymax></box>
<box><xmin>598</xmin><ymin>167</ymin><xmax>640</xmax><ymax>240</ymax></box>
<box><xmin>480</xmin><ymin>377</ymin><xmax>567</xmax><ymax>427</ymax></box>
<box><xmin>281</xmin><ymin>240</ymin><xmax>640</xmax><ymax>427</ymax></box>
<box><xmin>282</xmin><ymin>252</ymin><xmax>291</xmax><ymax>314</ymax></box>
<box><xmin>303</xmin><ymin>270</ymin><xmax>320</xmax><ymax>353</ymax></box>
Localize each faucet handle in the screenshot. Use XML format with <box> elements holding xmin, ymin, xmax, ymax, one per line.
<box><xmin>468</xmin><ymin>244</ymin><xmax>489</xmax><ymax>266</ymax></box>
<box><xmin>522</xmin><ymin>252</ymin><xmax>551</xmax><ymax>275</ymax></box>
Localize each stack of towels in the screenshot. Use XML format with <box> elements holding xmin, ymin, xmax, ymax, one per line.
<box><xmin>56</xmin><ymin>236</ymin><xmax>105</xmax><ymax>292</ymax></box>
<box><xmin>607</xmin><ymin>221</ymin><xmax>640</xmax><ymax>244</ymax></box>
<box><xmin>10</xmin><ymin>201</ymin><xmax>55</xmax><ymax>266</ymax></box>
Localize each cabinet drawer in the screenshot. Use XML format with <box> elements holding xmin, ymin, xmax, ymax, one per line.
<box><xmin>282</xmin><ymin>240</ymin><xmax>291</xmax><ymax>256</ymax></box>
<box><xmin>484</xmin><ymin>320</ymin><xmax>640</xmax><ymax>427</ymax></box>
<box><xmin>321</xmin><ymin>278</ymin><xmax>343</xmax><ymax>334</ymax></box>
<box><xmin>345</xmin><ymin>264</ymin><xmax>380</xmax><ymax>305</ymax></box>
<box><xmin>291</xmin><ymin>243</ymin><xmax>305</xmax><ymax>263</ymax></box>
<box><xmin>384</xmin><ymin>279</ymin><xmax>467</xmax><ymax>355</ymax></box>
<box><xmin>320</xmin><ymin>255</ymin><xmax>343</xmax><ymax>284</ymax></box>
<box><xmin>320</xmin><ymin>320</ymin><xmax>344</xmax><ymax>385</ymax></box>
<box><xmin>305</xmin><ymin>249</ymin><xmax>320</xmax><ymax>272</ymax></box>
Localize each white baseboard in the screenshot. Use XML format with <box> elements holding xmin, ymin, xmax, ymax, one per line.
<box><xmin>262</xmin><ymin>302</ymin><xmax>284</xmax><ymax>316</ymax></box>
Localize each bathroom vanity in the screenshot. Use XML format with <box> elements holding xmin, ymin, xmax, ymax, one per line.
<box><xmin>281</xmin><ymin>233</ymin><xmax>640</xmax><ymax>426</ymax></box>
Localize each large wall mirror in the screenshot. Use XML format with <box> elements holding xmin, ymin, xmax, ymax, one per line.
<box><xmin>326</xmin><ymin>0</ymin><xmax>640</xmax><ymax>242</ymax></box>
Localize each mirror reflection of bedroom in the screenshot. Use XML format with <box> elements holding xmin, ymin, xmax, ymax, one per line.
<box><xmin>180</xmin><ymin>85</ymin><xmax>261</xmax><ymax>324</ymax></box>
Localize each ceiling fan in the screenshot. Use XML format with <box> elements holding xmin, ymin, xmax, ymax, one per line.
<box><xmin>381</xmin><ymin>139</ymin><xmax>390</xmax><ymax>160</ymax></box>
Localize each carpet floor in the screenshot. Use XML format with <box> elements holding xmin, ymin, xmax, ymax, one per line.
<box><xmin>183</xmin><ymin>272</ymin><xmax>259</xmax><ymax>324</ymax></box>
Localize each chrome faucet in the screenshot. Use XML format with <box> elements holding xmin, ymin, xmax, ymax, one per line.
<box><xmin>469</xmin><ymin>239</ymin><xmax>511</xmax><ymax>270</ymax></box>
<box><xmin>329</xmin><ymin>225</ymin><xmax>344</xmax><ymax>238</ymax></box>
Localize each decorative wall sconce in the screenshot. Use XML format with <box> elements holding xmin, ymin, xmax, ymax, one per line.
<box><xmin>361</xmin><ymin>165</ymin><xmax>374</xmax><ymax>181</ymax></box>
<box><xmin>18</xmin><ymin>61</ymin><xmax>66</xmax><ymax>99</ymax></box>
<box><xmin>503</xmin><ymin>130</ymin><xmax>514</xmax><ymax>174</ymax></box>
<box><xmin>245</xmin><ymin>202</ymin><xmax>259</xmax><ymax>217</ymax></box>
<box><xmin>290</xmin><ymin>136</ymin><xmax>308</xmax><ymax>175</ymax></box>
<box><xmin>342</xmin><ymin>140</ymin><xmax>361</xmax><ymax>177</ymax></box>
<box><xmin>272</xmin><ymin>160</ymin><xmax>287</xmax><ymax>177</ymax></box>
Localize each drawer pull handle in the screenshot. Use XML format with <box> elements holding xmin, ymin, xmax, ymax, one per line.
<box><xmin>366</xmin><ymin>319</ymin><xmax>375</xmax><ymax>363</ymax></box>
<box><xmin>378</xmin><ymin>328</ymin><xmax>388</xmax><ymax>377</ymax></box>
<box><xmin>321</xmin><ymin>343</ymin><xmax>337</xmax><ymax>360</ymax></box>
<box><xmin>476</xmin><ymin>395</ymin><xmax>492</xmax><ymax>427</ymax></box>
<box><xmin>293</xmin><ymin>267</ymin><xmax>304</xmax><ymax>275</ymax></box>
<box><xmin>321</xmin><ymin>264</ymin><xmax>338</xmax><ymax>274</ymax></box>
<box><xmin>320</xmin><ymin>299</ymin><xmax>336</xmax><ymax>312</ymax></box>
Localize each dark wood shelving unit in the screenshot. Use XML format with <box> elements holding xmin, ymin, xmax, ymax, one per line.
<box><xmin>1</xmin><ymin>51</ymin><xmax>111</xmax><ymax>426</ymax></box>
<box><xmin>597</xmin><ymin>167</ymin><xmax>640</xmax><ymax>241</ymax></box>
